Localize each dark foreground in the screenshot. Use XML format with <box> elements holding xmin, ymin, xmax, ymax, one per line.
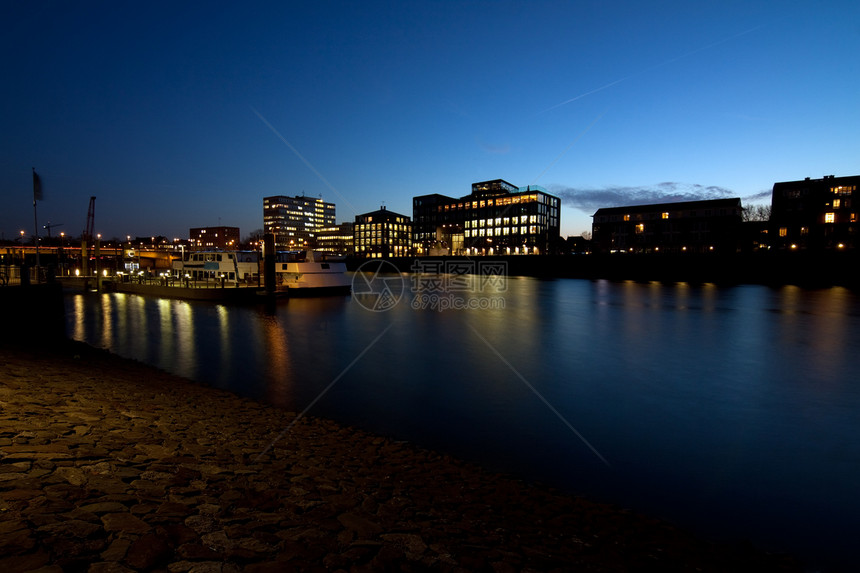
<box><xmin>0</xmin><ymin>341</ymin><xmax>804</xmax><ymax>572</ymax></box>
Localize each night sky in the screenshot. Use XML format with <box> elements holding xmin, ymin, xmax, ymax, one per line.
<box><xmin>2</xmin><ymin>1</ymin><xmax>858</xmax><ymax>241</ymax></box>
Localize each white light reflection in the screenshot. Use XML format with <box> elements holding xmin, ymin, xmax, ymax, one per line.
<box><xmin>217</xmin><ymin>305</ymin><xmax>230</xmax><ymax>379</ymax></box>
<box><xmin>157</xmin><ymin>298</ymin><xmax>174</xmax><ymax>368</ymax></box>
<box><xmin>174</xmin><ymin>301</ymin><xmax>196</xmax><ymax>380</ymax></box>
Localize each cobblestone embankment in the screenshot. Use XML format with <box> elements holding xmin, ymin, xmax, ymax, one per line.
<box><xmin>0</xmin><ymin>342</ymin><xmax>802</xmax><ymax>572</ymax></box>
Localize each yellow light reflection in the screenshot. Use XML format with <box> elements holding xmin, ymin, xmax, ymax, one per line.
<box><xmin>263</xmin><ymin>316</ymin><xmax>293</xmax><ymax>408</ymax></box>
<box><xmin>100</xmin><ymin>294</ymin><xmax>113</xmax><ymax>349</ymax></box>
<box><xmin>73</xmin><ymin>294</ymin><xmax>85</xmax><ymax>341</ymax></box>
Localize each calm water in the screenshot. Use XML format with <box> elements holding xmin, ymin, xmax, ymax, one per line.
<box><xmin>65</xmin><ymin>277</ymin><xmax>860</xmax><ymax>568</ymax></box>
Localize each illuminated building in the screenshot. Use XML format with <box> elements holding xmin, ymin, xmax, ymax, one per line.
<box><xmin>263</xmin><ymin>195</ymin><xmax>336</xmax><ymax>249</ymax></box>
<box><xmin>770</xmin><ymin>175</ymin><xmax>859</xmax><ymax>250</ymax></box>
<box><xmin>189</xmin><ymin>226</ymin><xmax>240</xmax><ymax>250</ymax></box>
<box><xmin>354</xmin><ymin>207</ymin><xmax>412</xmax><ymax>258</ymax></box>
<box><xmin>316</xmin><ymin>222</ymin><xmax>355</xmax><ymax>256</ymax></box>
<box><xmin>412</xmin><ymin>179</ymin><xmax>561</xmax><ymax>255</ymax></box>
<box><xmin>592</xmin><ymin>198</ymin><xmax>743</xmax><ymax>254</ymax></box>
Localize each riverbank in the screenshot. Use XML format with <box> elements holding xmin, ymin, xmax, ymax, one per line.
<box><xmin>1</xmin><ymin>341</ymin><xmax>803</xmax><ymax>572</ymax></box>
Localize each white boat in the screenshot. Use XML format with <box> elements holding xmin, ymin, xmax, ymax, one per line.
<box><xmin>275</xmin><ymin>250</ymin><xmax>350</xmax><ymax>293</ymax></box>
<box><xmin>172</xmin><ymin>251</ymin><xmax>259</xmax><ymax>285</ymax></box>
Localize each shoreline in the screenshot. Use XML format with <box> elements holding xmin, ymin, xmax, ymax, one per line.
<box><xmin>1</xmin><ymin>340</ymin><xmax>804</xmax><ymax>571</ymax></box>
<box><xmin>351</xmin><ymin>251</ymin><xmax>860</xmax><ymax>288</ymax></box>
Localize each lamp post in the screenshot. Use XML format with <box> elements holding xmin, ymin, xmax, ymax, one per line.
<box><xmin>95</xmin><ymin>234</ymin><xmax>101</xmax><ymax>291</ymax></box>
<box><xmin>59</xmin><ymin>231</ymin><xmax>66</xmax><ymax>275</ymax></box>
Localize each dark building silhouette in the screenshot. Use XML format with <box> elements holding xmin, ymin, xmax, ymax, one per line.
<box><xmin>413</xmin><ymin>179</ymin><xmax>561</xmax><ymax>255</ymax></box>
<box><xmin>770</xmin><ymin>175</ymin><xmax>859</xmax><ymax>250</ymax></box>
<box><xmin>592</xmin><ymin>198</ymin><xmax>743</xmax><ymax>254</ymax></box>
<box><xmin>189</xmin><ymin>226</ymin><xmax>240</xmax><ymax>250</ymax></box>
<box><xmin>354</xmin><ymin>207</ymin><xmax>412</xmax><ymax>258</ymax></box>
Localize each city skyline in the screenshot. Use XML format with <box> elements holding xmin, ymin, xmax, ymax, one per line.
<box><xmin>2</xmin><ymin>1</ymin><xmax>858</xmax><ymax>241</ymax></box>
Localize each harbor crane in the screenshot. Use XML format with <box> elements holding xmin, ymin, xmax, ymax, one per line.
<box><xmin>42</xmin><ymin>222</ymin><xmax>63</xmax><ymax>239</ymax></box>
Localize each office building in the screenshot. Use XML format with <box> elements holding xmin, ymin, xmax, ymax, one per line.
<box><xmin>413</xmin><ymin>179</ymin><xmax>561</xmax><ymax>255</ymax></box>
<box><xmin>316</xmin><ymin>222</ymin><xmax>355</xmax><ymax>256</ymax></box>
<box><xmin>354</xmin><ymin>207</ymin><xmax>412</xmax><ymax>258</ymax></box>
<box><xmin>263</xmin><ymin>195</ymin><xmax>336</xmax><ymax>249</ymax></box>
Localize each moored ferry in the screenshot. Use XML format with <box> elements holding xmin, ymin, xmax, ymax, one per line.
<box><xmin>275</xmin><ymin>250</ymin><xmax>350</xmax><ymax>293</ymax></box>
<box><xmin>171</xmin><ymin>251</ymin><xmax>259</xmax><ymax>285</ymax></box>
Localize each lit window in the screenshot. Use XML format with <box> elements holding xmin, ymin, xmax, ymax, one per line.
<box><xmin>635</xmin><ymin>223</ymin><xmax>645</xmax><ymax>234</ymax></box>
<box><xmin>825</xmin><ymin>213</ymin><xmax>835</xmax><ymax>223</ymax></box>
<box><xmin>662</xmin><ymin>212</ymin><xmax>669</xmax><ymax>219</ymax></box>
<box><xmin>833</xmin><ymin>199</ymin><xmax>841</xmax><ymax>208</ymax></box>
<box><xmin>779</xmin><ymin>227</ymin><xmax>787</xmax><ymax>237</ymax></box>
<box><xmin>623</xmin><ymin>214</ymin><xmax>630</xmax><ymax>221</ymax></box>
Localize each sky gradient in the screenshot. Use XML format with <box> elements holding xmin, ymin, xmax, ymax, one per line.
<box><xmin>2</xmin><ymin>1</ymin><xmax>858</xmax><ymax>241</ymax></box>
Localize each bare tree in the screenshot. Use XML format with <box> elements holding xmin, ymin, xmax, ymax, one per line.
<box><xmin>743</xmin><ymin>204</ymin><xmax>771</xmax><ymax>222</ymax></box>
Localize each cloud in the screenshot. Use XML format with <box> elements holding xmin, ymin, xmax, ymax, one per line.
<box><xmin>476</xmin><ymin>138</ymin><xmax>511</xmax><ymax>155</ymax></box>
<box><xmin>741</xmin><ymin>189</ymin><xmax>773</xmax><ymax>203</ymax></box>
<box><xmin>548</xmin><ymin>181</ymin><xmax>741</xmax><ymax>214</ymax></box>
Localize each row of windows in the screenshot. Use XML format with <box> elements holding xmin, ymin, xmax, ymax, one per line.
<box><xmin>356</xmin><ymin>240</ymin><xmax>410</xmax><ymax>247</ymax></box>
<box><xmin>176</xmin><ymin>270</ymin><xmax>238</xmax><ymax>280</ymax></box>
<box><xmin>356</xmin><ymin>223</ymin><xmax>410</xmax><ymax>232</ymax></box>
<box><xmin>430</xmin><ymin>193</ymin><xmax>560</xmax><ymax>211</ymax></box>
<box><xmin>831</xmin><ymin>186</ymin><xmax>856</xmax><ymax>195</ymax></box>
<box><xmin>596</xmin><ymin>209</ymin><xmax>738</xmax><ymax>224</ymax></box>
<box><xmin>360</xmin><ymin>215</ymin><xmax>409</xmax><ymax>224</ymax></box>
<box><xmin>466</xmin><ymin>215</ymin><xmax>542</xmax><ymax>227</ymax></box>
<box><xmin>823</xmin><ymin>212</ymin><xmax>858</xmax><ymax>223</ymax></box>
<box><xmin>185</xmin><ymin>253</ymin><xmax>236</xmax><ymax>262</ymax></box>
<box><xmin>465</xmin><ymin>226</ymin><xmax>541</xmax><ymax>237</ymax></box>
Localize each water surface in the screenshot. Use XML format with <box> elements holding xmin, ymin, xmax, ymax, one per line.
<box><xmin>66</xmin><ymin>278</ymin><xmax>860</xmax><ymax>568</ymax></box>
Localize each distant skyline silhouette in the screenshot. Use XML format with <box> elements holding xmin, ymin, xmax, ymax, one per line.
<box><xmin>2</xmin><ymin>1</ymin><xmax>858</xmax><ymax>240</ymax></box>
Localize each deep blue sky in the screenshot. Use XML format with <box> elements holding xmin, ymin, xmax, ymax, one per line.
<box><xmin>2</xmin><ymin>1</ymin><xmax>858</xmax><ymax>241</ymax></box>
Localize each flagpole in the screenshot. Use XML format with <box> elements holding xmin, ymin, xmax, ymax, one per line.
<box><xmin>32</xmin><ymin>168</ymin><xmax>41</xmax><ymax>282</ymax></box>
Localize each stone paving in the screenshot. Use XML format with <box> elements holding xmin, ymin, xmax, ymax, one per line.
<box><xmin>0</xmin><ymin>341</ymin><xmax>802</xmax><ymax>572</ymax></box>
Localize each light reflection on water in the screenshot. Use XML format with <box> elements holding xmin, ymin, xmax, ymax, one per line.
<box><xmin>65</xmin><ymin>279</ymin><xmax>860</xmax><ymax>568</ymax></box>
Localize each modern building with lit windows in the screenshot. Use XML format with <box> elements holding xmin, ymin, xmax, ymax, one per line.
<box><xmin>770</xmin><ymin>175</ymin><xmax>859</xmax><ymax>250</ymax></box>
<box><xmin>354</xmin><ymin>207</ymin><xmax>412</xmax><ymax>258</ymax></box>
<box><xmin>591</xmin><ymin>198</ymin><xmax>743</xmax><ymax>254</ymax></box>
<box><xmin>316</xmin><ymin>222</ymin><xmax>355</xmax><ymax>256</ymax></box>
<box><xmin>189</xmin><ymin>226</ymin><xmax>240</xmax><ymax>250</ymax></box>
<box><xmin>412</xmin><ymin>179</ymin><xmax>561</xmax><ymax>255</ymax></box>
<box><xmin>263</xmin><ymin>195</ymin><xmax>336</xmax><ymax>250</ymax></box>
